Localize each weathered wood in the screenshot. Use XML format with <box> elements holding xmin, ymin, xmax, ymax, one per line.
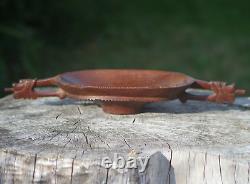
<box><xmin>0</xmin><ymin>95</ymin><xmax>249</xmax><ymax>184</ymax></box>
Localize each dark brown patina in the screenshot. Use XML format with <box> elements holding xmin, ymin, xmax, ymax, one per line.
<box><xmin>5</xmin><ymin>69</ymin><xmax>245</xmax><ymax>115</ymax></box>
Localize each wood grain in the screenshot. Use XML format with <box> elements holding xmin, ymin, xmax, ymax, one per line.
<box><xmin>0</xmin><ymin>95</ymin><xmax>249</xmax><ymax>183</ymax></box>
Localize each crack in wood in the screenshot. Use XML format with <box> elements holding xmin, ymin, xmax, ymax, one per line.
<box><xmin>123</xmin><ymin>137</ymin><xmax>132</xmax><ymax>149</ymax></box>
<box><xmin>105</xmin><ymin>168</ymin><xmax>109</xmax><ymax>184</ymax></box>
<box><xmin>85</xmin><ymin>125</ymin><xmax>110</xmax><ymax>150</ymax></box>
<box><xmin>59</xmin><ymin>120</ymin><xmax>81</xmax><ymax>151</ymax></box>
<box><xmin>96</xmin><ymin>134</ymin><xmax>111</xmax><ymax>149</ymax></box>
<box><xmin>166</xmin><ymin>142</ymin><xmax>173</xmax><ymax>184</ymax></box>
<box><xmin>82</xmin><ymin>131</ymin><xmax>92</xmax><ymax>149</ymax></box>
<box><xmin>82</xmin><ymin>133</ymin><xmax>89</xmax><ymax>144</ymax></box>
<box><xmin>55</xmin><ymin>113</ymin><xmax>62</xmax><ymax>119</ymax></box>
<box><xmin>234</xmin><ymin>162</ymin><xmax>237</xmax><ymax>184</ymax></box>
<box><xmin>132</xmin><ymin>118</ymin><xmax>136</xmax><ymax>123</ymax></box>
<box><xmin>71</xmin><ymin>121</ymin><xmax>80</xmax><ymax>132</ymax></box>
<box><xmin>62</xmin><ymin>122</ymin><xmax>79</xmax><ymax>150</ymax></box>
<box><xmin>218</xmin><ymin>155</ymin><xmax>223</xmax><ymax>184</ymax></box>
<box><xmin>81</xmin><ymin>150</ymin><xmax>85</xmax><ymax>158</ymax></box>
<box><xmin>203</xmin><ymin>152</ymin><xmax>207</xmax><ymax>184</ymax></box>
<box><xmin>62</xmin><ymin>138</ymin><xmax>72</xmax><ymax>149</ymax></box>
<box><xmin>48</xmin><ymin>132</ymin><xmax>61</xmax><ymax>141</ymax></box>
<box><xmin>32</xmin><ymin>153</ymin><xmax>37</xmax><ymax>184</ymax></box>
<box><xmin>70</xmin><ymin>156</ymin><xmax>76</xmax><ymax>184</ymax></box>
<box><xmin>139</xmin><ymin>133</ymin><xmax>175</xmax><ymax>183</ymax></box>
<box><xmin>77</xmin><ymin>106</ymin><xmax>82</xmax><ymax>115</ymax></box>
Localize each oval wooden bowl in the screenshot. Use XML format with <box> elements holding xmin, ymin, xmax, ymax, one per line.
<box><xmin>5</xmin><ymin>69</ymin><xmax>245</xmax><ymax>115</ymax></box>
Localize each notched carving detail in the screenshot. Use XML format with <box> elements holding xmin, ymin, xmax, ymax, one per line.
<box><xmin>5</xmin><ymin>79</ymin><xmax>38</xmax><ymax>99</ymax></box>
<box><xmin>208</xmin><ymin>82</ymin><xmax>246</xmax><ymax>104</ymax></box>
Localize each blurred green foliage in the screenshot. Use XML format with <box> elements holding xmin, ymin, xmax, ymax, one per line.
<box><xmin>1</xmin><ymin>0</ymin><xmax>250</xmax><ymax>97</ymax></box>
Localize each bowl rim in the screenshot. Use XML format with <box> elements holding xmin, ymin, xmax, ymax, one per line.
<box><xmin>56</xmin><ymin>69</ymin><xmax>195</xmax><ymax>90</ymax></box>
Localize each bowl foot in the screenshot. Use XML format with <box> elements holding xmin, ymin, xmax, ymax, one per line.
<box><xmin>101</xmin><ymin>101</ymin><xmax>145</xmax><ymax>115</ymax></box>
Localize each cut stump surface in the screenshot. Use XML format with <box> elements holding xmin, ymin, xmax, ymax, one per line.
<box><xmin>0</xmin><ymin>95</ymin><xmax>250</xmax><ymax>184</ymax></box>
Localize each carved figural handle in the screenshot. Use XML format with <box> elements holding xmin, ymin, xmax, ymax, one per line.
<box><xmin>180</xmin><ymin>80</ymin><xmax>246</xmax><ymax>104</ymax></box>
<box><xmin>4</xmin><ymin>78</ymin><xmax>66</xmax><ymax>99</ymax></box>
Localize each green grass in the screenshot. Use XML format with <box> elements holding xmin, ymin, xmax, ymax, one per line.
<box><xmin>41</xmin><ymin>23</ymin><xmax>250</xmax><ymax>93</ymax></box>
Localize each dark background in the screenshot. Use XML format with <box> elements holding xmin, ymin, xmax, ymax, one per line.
<box><xmin>1</xmin><ymin>0</ymin><xmax>250</xmax><ymax>97</ymax></box>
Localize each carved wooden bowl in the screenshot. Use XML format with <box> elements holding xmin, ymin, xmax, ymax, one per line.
<box><xmin>5</xmin><ymin>69</ymin><xmax>245</xmax><ymax>115</ymax></box>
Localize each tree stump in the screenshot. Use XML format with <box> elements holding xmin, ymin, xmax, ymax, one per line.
<box><xmin>0</xmin><ymin>95</ymin><xmax>249</xmax><ymax>184</ymax></box>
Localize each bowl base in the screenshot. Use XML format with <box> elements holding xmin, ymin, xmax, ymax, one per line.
<box><xmin>101</xmin><ymin>101</ymin><xmax>145</xmax><ymax>115</ymax></box>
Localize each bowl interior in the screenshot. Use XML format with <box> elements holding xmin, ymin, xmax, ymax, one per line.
<box><xmin>59</xmin><ymin>69</ymin><xmax>194</xmax><ymax>88</ymax></box>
